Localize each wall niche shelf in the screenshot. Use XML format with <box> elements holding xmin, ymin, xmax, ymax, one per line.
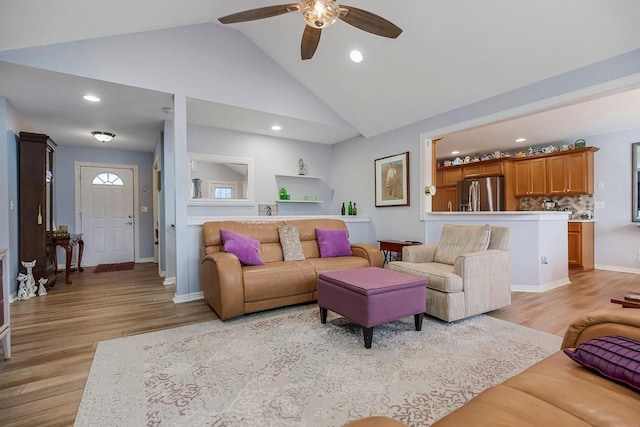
<box><xmin>275</xmin><ymin>174</ymin><xmax>323</xmax><ymax>180</ymax></box>
<box><xmin>275</xmin><ymin>200</ymin><xmax>323</xmax><ymax>204</ymax></box>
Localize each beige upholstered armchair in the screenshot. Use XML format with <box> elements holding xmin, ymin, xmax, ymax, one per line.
<box><xmin>389</xmin><ymin>224</ymin><xmax>511</xmax><ymax>322</ymax></box>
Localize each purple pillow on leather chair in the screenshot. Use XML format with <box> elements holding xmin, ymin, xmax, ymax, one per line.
<box><xmin>220</xmin><ymin>229</ymin><xmax>265</xmax><ymax>266</ymax></box>
<box><xmin>316</xmin><ymin>228</ymin><xmax>352</xmax><ymax>258</ymax></box>
<box><xmin>563</xmin><ymin>335</ymin><xmax>640</xmax><ymax>391</ymax></box>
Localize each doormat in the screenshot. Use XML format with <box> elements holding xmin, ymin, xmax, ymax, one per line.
<box><xmin>93</xmin><ymin>262</ymin><xmax>135</xmax><ymax>273</ymax></box>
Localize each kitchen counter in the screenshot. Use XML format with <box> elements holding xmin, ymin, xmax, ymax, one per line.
<box><xmin>568</xmin><ymin>219</ymin><xmax>596</xmax><ymax>222</ymax></box>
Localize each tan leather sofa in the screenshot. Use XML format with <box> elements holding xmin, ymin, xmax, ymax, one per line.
<box><xmin>200</xmin><ymin>218</ymin><xmax>383</xmax><ymax>320</ymax></box>
<box><xmin>346</xmin><ymin>308</ymin><xmax>640</xmax><ymax>427</ymax></box>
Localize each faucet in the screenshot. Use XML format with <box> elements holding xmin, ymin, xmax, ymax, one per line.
<box><xmin>447</xmin><ymin>201</ymin><xmax>452</xmax><ymax>212</ymax></box>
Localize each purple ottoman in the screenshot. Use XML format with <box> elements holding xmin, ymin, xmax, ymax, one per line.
<box><xmin>317</xmin><ymin>267</ymin><xmax>427</xmax><ymax>348</ymax></box>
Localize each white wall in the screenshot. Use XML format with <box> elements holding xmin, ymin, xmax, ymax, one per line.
<box><xmin>590</xmin><ymin>127</ymin><xmax>640</xmax><ymax>272</ymax></box>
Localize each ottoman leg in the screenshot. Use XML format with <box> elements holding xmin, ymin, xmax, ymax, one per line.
<box><xmin>363</xmin><ymin>327</ymin><xmax>374</xmax><ymax>349</ymax></box>
<box><xmin>414</xmin><ymin>313</ymin><xmax>424</xmax><ymax>331</ymax></box>
<box><xmin>320</xmin><ymin>307</ymin><xmax>328</xmax><ymax>324</ymax></box>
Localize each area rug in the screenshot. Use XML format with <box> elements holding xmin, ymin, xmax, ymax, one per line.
<box><xmin>75</xmin><ymin>305</ymin><xmax>562</xmax><ymax>426</ymax></box>
<box><xmin>93</xmin><ymin>261</ymin><xmax>135</xmax><ymax>273</ymax></box>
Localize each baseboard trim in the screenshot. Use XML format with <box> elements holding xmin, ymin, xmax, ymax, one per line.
<box><xmin>159</xmin><ymin>270</ymin><xmax>166</xmax><ymax>278</ymax></box>
<box><xmin>511</xmin><ymin>277</ymin><xmax>571</xmax><ymax>293</ymax></box>
<box><xmin>173</xmin><ymin>292</ymin><xmax>204</xmax><ymax>304</ymax></box>
<box><xmin>163</xmin><ymin>277</ymin><xmax>176</xmax><ymax>286</ymax></box>
<box><xmin>595</xmin><ymin>264</ymin><xmax>640</xmax><ymax>274</ymax></box>
<box><xmin>136</xmin><ymin>257</ymin><xmax>154</xmax><ymax>263</ymax></box>
<box><xmin>9</xmin><ymin>292</ymin><xmax>18</xmax><ymax>303</ymax></box>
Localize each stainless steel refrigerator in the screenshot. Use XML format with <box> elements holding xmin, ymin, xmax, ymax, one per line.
<box><xmin>456</xmin><ymin>176</ymin><xmax>505</xmax><ymax>211</ymax></box>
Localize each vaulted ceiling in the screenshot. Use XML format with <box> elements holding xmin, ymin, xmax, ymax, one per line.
<box><xmin>1</xmin><ymin>0</ymin><xmax>640</xmax><ymax>154</ymax></box>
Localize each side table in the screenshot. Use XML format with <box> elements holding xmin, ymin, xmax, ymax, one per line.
<box><xmin>51</xmin><ymin>234</ymin><xmax>84</xmax><ymax>284</ymax></box>
<box><xmin>611</xmin><ymin>295</ymin><xmax>640</xmax><ymax>309</ymax></box>
<box><xmin>378</xmin><ymin>240</ymin><xmax>423</xmax><ymax>265</ymax></box>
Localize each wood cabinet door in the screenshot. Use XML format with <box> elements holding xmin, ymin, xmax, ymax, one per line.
<box><xmin>432</xmin><ymin>186</ymin><xmax>458</xmax><ymax>211</ymax></box>
<box><xmin>566</xmin><ymin>152</ymin><xmax>588</xmax><ymax>193</ymax></box>
<box><xmin>567</xmin><ymin>230</ymin><xmax>581</xmax><ymax>266</ymax></box>
<box><xmin>462</xmin><ymin>164</ymin><xmax>483</xmax><ymax>178</ymax></box>
<box><xmin>529</xmin><ymin>158</ymin><xmax>547</xmax><ymax>196</ymax></box>
<box><xmin>513</xmin><ymin>161</ymin><xmax>532</xmax><ymax>197</ymax></box>
<box><xmin>546</xmin><ymin>156</ymin><xmax>567</xmax><ymax>195</ymax></box>
<box><xmin>483</xmin><ymin>162</ymin><xmax>504</xmax><ymax>175</ymax></box>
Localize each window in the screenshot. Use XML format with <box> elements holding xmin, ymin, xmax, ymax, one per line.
<box><xmin>214</xmin><ymin>187</ymin><xmax>233</xmax><ymax>199</ymax></box>
<box><xmin>92</xmin><ymin>172</ymin><xmax>124</xmax><ymax>186</ymax></box>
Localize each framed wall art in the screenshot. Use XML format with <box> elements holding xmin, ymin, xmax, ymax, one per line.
<box><xmin>374</xmin><ymin>151</ymin><xmax>410</xmax><ymax>207</ymax></box>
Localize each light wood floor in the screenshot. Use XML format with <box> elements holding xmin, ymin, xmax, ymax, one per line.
<box><xmin>0</xmin><ymin>264</ymin><xmax>638</xmax><ymax>426</ymax></box>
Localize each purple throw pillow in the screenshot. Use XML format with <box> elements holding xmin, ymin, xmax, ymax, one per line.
<box><xmin>563</xmin><ymin>335</ymin><xmax>640</xmax><ymax>392</ymax></box>
<box><xmin>220</xmin><ymin>229</ymin><xmax>265</xmax><ymax>266</ymax></box>
<box><xmin>316</xmin><ymin>228</ymin><xmax>352</xmax><ymax>258</ymax></box>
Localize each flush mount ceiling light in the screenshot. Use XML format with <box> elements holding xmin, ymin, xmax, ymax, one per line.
<box><xmin>218</xmin><ymin>1</ymin><xmax>402</xmax><ymax>60</ymax></box>
<box><xmin>515</xmin><ymin>137</ymin><xmax>527</xmax><ymax>143</ymax></box>
<box><xmin>91</xmin><ymin>131</ymin><xmax>115</xmax><ymax>143</ymax></box>
<box><xmin>451</xmin><ymin>150</ymin><xmax>460</xmax><ymax>155</ymax></box>
<box><xmin>83</xmin><ymin>94</ymin><xmax>100</xmax><ymax>102</ymax></box>
<box><xmin>271</xmin><ymin>125</ymin><xmax>282</xmax><ymax>131</ymax></box>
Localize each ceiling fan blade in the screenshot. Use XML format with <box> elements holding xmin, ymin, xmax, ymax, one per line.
<box><xmin>219</xmin><ymin>4</ymin><xmax>299</xmax><ymax>24</ymax></box>
<box><xmin>301</xmin><ymin>26</ymin><xmax>322</xmax><ymax>60</ymax></box>
<box><xmin>339</xmin><ymin>6</ymin><xmax>403</xmax><ymax>39</ymax></box>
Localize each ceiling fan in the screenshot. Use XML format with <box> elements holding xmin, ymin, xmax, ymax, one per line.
<box><xmin>218</xmin><ymin>0</ymin><xmax>402</xmax><ymax>60</ymax></box>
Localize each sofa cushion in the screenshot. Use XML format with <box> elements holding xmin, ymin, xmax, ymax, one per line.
<box><xmin>220</xmin><ymin>229</ymin><xmax>265</xmax><ymax>266</ymax></box>
<box><xmin>563</xmin><ymin>335</ymin><xmax>640</xmax><ymax>392</ymax></box>
<box><xmin>278</xmin><ymin>225</ymin><xmax>305</xmax><ymax>261</ymax></box>
<box><xmin>306</xmin><ymin>256</ymin><xmax>370</xmax><ymax>275</ymax></box>
<box><xmin>243</xmin><ymin>261</ymin><xmax>317</xmax><ymax>302</ymax></box>
<box><xmin>316</xmin><ymin>228</ymin><xmax>353</xmax><ymax>258</ymax></box>
<box><xmin>433</xmin><ymin>224</ymin><xmax>491</xmax><ymax>265</ymax></box>
<box><xmin>389</xmin><ymin>261</ymin><xmax>462</xmax><ymax>293</ymax></box>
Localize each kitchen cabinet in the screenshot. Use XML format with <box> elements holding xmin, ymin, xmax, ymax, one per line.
<box><xmin>436</xmin><ymin>168</ymin><xmax>462</xmax><ymax>187</ymax></box>
<box><xmin>19</xmin><ymin>132</ymin><xmax>57</xmax><ymax>286</ymax></box>
<box><xmin>514</xmin><ymin>158</ymin><xmax>547</xmax><ymax>197</ymax></box>
<box><xmin>462</xmin><ymin>161</ymin><xmax>504</xmax><ymax>178</ymax></box>
<box><xmin>432</xmin><ymin>186</ymin><xmax>458</xmax><ymax>212</ymax></box>
<box><xmin>547</xmin><ymin>150</ymin><xmax>595</xmax><ymax>195</ymax></box>
<box><xmin>568</xmin><ymin>221</ymin><xmax>594</xmax><ymax>270</ymax></box>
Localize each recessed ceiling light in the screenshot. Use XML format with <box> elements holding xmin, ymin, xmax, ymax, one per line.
<box><xmin>83</xmin><ymin>94</ymin><xmax>100</xmax><ymax>102</ymax></box>
<box><xmin>451</xmin><ymin>151</ymin><xmax>460</xmax><ymax>155</ymax></box>
<box><xmin>349</xmin><ymin>50</ymin><xmax>363</xmax><ymax>63</ymax></box>
<box><xmin>515</xmin><ymin>137</ymin><xmax>526</xmax><ymax>143</ymax></box>
<box><xmin>271</xmin><ymin>125</ymin><xmax>282</xmax><ymax>131</ymax></box>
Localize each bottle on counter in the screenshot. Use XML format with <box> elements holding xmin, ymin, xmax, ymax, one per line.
<box><xmin>341</xmin><ymin>202</ymin><xmax>346</xmax><ymax>215</ymax></box>
<box><xmin>353</xmin><ymin>203</ymin><xmax>358</xmax><ymax>215</ymax></box>
<box><xmin>348</xmin><ymin>201</ymin><xmax>353</xmax><ymax>215</ymax></box>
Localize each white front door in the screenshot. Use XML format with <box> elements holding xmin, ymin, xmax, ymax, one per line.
<box><xmin>80</xmin><ymin>166</ymin><xmax>135</xmax><ymax>266</ymax></box>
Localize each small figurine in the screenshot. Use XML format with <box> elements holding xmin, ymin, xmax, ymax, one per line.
<box><xmin>38</xmin><ymin>277</ymin><xmax>48</xmax><ymax>296</ymax></box>
<box><xmin>298</xmin><ymin>158</ymin><xmax>307</xmax><ymax>175</ymax></box>
<box><xmin>22</xmin><ymin>260</ymin><xmax>37</xmax><ymax>298</ymax></box>
<box><xmin>17</xmin><ymin>273</ymin><xmax>30</xmax><ymax>300</ymax></box>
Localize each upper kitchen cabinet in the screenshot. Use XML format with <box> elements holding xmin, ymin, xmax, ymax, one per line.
<box><xmin>436</xmin><ymin>167</ymin><xmax>463</xmax><ymax>187</ymax></box>
<box><xmin>546</xmin><ymin>148</ymin><xmax>598</xmax><ymax>195</ymax></box>
<box><xmin>514</xmin><ymin>158</ymin><xmax>547</xmax><ymax>197</ymax></box>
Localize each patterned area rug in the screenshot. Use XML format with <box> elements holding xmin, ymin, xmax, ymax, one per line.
<box><xmin>75</xmin><ymin>305</ymin><xmax>562</xmax><ymax>426</ymax></box>
<box><xmin>93</xmin><ymin>262</ymin><xmax>135</xmax><ymax>273</ymax></box>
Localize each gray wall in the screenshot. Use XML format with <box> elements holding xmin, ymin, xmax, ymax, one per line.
<box><xmin>1</xmin><ymin>98</ymin><xmax>40</xmax><ymax>296</ymax></box>
<box><xmin>186</xmin><ymin>124</ymin><xmax>335</xmax><ymax>218</ymax></box>
<box><xmin>55</xmin><ymin>145</ymin><xmax>155</xmax><ymax>260</ymax></box>
<box><xmin>590</xmin><ymin>127</ymin><xmax>640</xmax><ymax>271</ymax></box>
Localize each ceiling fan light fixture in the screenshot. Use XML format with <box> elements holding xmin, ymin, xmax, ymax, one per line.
<box><xmin>300</xmin><ymin>0</ymin><xmax>340</xmax><ymax>28</ymax></box>
<box><xmin>91</xmin><ymin>131</ymin><xmax>115</xmax><ymax>143</ymax></box>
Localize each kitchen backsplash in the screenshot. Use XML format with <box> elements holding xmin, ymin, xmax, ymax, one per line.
<box><xmin>519</xmin><ymin>195</ymin><xmax>594</xmax><ymax>219</ymax></box>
